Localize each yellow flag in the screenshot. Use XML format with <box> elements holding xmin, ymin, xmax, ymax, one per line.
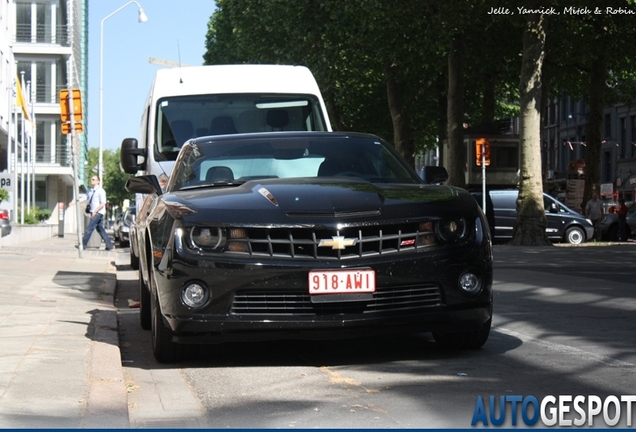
<box><xmin>15</xmin><ymin>74</ymin><xmax>30</xmax><ymax>121</ymax></box>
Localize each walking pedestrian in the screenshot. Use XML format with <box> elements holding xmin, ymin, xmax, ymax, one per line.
<box><xmin>82</xmin><ymin>175</ymin><xmax>114</xmax><ymax>250</ymax></box>
<box><xmin>585</xmin><ymin>191</ymin><xmax>604</xmax><ymax>241</ymax></box>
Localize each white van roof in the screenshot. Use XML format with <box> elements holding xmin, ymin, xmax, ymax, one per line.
<box><xmin>149</xmin><ymin>64</ymin><xmax>324</xmax><ymax>98</ymax></box>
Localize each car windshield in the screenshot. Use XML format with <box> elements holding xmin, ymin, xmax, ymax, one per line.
<box><xmin>155</xmin><ymin>94</ymin><xmax>328</xmax><ymax>161</ymax></box>
<box><xmin>168</xmin><ymin>134</ymin><xmax>420</xmax><ymax>191</ymax></box>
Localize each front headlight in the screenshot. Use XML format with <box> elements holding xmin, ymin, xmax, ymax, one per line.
<box><xmin>190</xmin><ymin>227</ymin><xmax>226</xmax><ymax>250</ymax></box>
<box><xmin>436</xmin><ymin>218</ymin><xmax>467</xmax><ymax>242</ymax></box>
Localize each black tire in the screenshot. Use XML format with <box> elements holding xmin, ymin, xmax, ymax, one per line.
<box><xmin>607</xmin><ymin>224</ymin><xmax>619</xmax><ymax>242</ymax></box>
<box><xmin>565</xmin><ymin>226</ymin><xmax>585</xmax><ymax>245</ymax></box>
<box><xmin>130</xmin><ymin>248</ymin><xmax>140</xmax><ymax>270</ymax></box>
<box><xmin>139</xmin><ymin>275</ymin><xmax>151</xmax><ymax>330</ymax></box>
<box><xmin>433</xmin><ymin>319</ymin><xmax>491</xmax><ymax>350</ymax></box>
<box><xmin>150</xmin><ymin>273</ymin><xmax>185</xmax><ymax>363</ymax></box>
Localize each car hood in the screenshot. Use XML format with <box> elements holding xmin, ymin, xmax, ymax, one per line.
<box><xmin>162</xmin><ymin>178</ymin><xmax>470</xmax><ymax>224</ymax></box>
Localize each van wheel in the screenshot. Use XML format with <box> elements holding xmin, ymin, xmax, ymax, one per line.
<box><xmin>565</xmin><ymin>226</ymin><xmax>585</xmax><ymax>244</ymax></box>
<box><xmin>130</xmin><ymin>249</ymin><xmax>139</xmax><ymax>270</ymax></box>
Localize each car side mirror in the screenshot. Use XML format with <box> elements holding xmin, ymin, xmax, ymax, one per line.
<box><xmin>125</xmin><ymin>175</ymin><xmax>163</xmax><ymax>196</ymax></box>
<box><xmin>422</xmin><ymin>166</ymin><xmax>449</xmax><ymax>184</ymax></box>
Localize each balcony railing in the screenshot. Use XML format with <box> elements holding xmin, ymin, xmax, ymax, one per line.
<box><xmin>35</xmin><ymin>84</ymin><xmax>68</xmax><ymax>104</ymax></box>
<box><xmin>15</xmin><ymin>24</ymin><xmax>70</xmax><ymax>46</ymax></box>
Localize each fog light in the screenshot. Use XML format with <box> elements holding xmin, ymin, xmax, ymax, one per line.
<box><xmin>459</xmin><ymin>272</ymin><xmax>482</xmax><ymax>295</ymax></box>
<box><xmin>181</xmin><ymin>282</ymin><xmax>210</xmax><ymax>308</ymax></box>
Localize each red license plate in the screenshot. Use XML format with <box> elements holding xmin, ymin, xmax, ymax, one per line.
<box><xmin>308</xmin><ymin>269</ymin><xmax>376</xmax><ymax>294</ymax></box>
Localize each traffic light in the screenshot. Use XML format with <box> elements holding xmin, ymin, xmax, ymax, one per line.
<box><xmin>59</xmin><ymin>89</ymin><xmax>83</xmax><ymax>122</ymax></box>
<box><xmin>476</xmin><ymin>138</ymin><xmax>491</xmax><ymax>166</ymax></box>
<box><xmin>61</xmin><ymin>122</ymin><xmax>84</xmax><ymax>134</ymax></box>
<box><xmin>60</xmin><ymin>89</ymin><xmax>83</xmax><ymax>135</ymax></box>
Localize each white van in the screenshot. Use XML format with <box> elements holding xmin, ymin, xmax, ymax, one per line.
<box><xmin>120</xmin><ymin>64</ymin><xmax>332</xmax><ymax>187</ymax></box>
<box><xmin>120</xmin><ymin>64</ymin><xmax>331</xmax><ymax>269</ymax></box>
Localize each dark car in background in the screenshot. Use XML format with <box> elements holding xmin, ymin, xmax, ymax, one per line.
<box><xmin>113</xmin><ymin>205</ymin><xmax>136</xmax><ymax>246</ymax></box>
<box><xmin>0</xmin><ymin>210</ymin><xmax>11</xmax><ymax>237</ymax></box>
<box><xmin>471</xmin><ymin>189</ymin><xmax>594</xmax><ymax>244</ymax></box>
<box><xmin>601</xmin><ymin>201</ymin><xmax>636</xmax><ymax>241</ymax></box>
<box><xmin>122</xmin><ymin>131</ymin><xmax>494</xmax><ymax>363</ymax></box>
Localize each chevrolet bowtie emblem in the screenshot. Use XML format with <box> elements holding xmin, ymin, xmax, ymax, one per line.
<box><xmin>318</xmin><ymin>236</ymin><xmax>357</xmax><ymax>250</ymax></box>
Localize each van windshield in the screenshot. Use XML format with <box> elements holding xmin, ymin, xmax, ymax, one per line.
<box><xmin>154</xmin><ymin>93</ymin><xmax>328</xmax><ymax>161</ymax></box>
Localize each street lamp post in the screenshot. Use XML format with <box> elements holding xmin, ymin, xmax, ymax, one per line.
<box><xmin>99</xmin><ymin>1</ymin><xmax>148</xmax><ymax>181</ymax></box>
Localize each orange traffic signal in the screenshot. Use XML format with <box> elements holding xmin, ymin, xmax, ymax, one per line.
<box><xmin>476</xmin><ymin>138</ymin><xmax>491</xmax><ymax>166</ymax></box>
<box><xmin>59</xmin><ymin>89</ymin><xmax>83</xmax><ymax>122</ymax></box>
<box><xmin>61</xmin><ymin>122</ymin><xmax>84</xmax><ymax>134</ymax></box>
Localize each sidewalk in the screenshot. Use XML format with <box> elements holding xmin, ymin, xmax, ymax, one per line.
<box><xmin>0</xmin><ymin>235</ymin><xmax>128</xmax><ymax>428</ymax></box>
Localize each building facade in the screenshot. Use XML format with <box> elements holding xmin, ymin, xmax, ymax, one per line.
<box><xmin>543</xmin><ymin>96</ymin><xmax>636</xmax><ymax>204</ymax></box>
<box><xmin>0</xmin><ymin>0</ymin><xmax>88</xmax><ymax>233</ymax></box>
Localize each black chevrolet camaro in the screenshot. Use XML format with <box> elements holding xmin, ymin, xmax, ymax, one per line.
<box><xmin>122</xmin><ymin>132</ymin><xmax>493</xmax><ymax>363</ymax></box>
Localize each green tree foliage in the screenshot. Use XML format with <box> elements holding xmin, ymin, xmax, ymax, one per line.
<box><xmin>203</xmin><ymin>1</ymin><xmax>636</xmax><ymax>245</ymax></box>
<box><xmin>0</xmin><ymin>188</ymin><xmax>8</xmax><ymax>203</ymax></box>
<box><xmin>204</xmin><ymin>0</ymin><xmax>522</xmax><ymax>169</ymax></box>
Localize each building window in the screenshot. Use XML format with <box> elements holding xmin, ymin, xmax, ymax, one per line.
<box><xmin>17</xmin><ymin>59</ymin><xmax>65</xmax><ymax>104</ymax></box>
<box><xmin>491</xmin><ymin>143</ymin><xmax>518</xmax><ymax>170</ymax></box>
<box><xmin>15</xmin><ymin>1</ymin><xmax>68</xmax><ymax>45</ymax></box>
<box><xmin>631</xmin><ymin>115</ymin><xmax>636</xmax><ymax>158</ymax></box>
<box><xmin>604</xmin><ymin>113</ymin><xmax>612</xmax><ymax>139</ymax></box>
<box><xmin>603</xmin><ymin>151</ymin><xmax>612</xmax><ymax>183</ymax></box>
<box><xmin>620</xmin><ymin>117</ymin><xmax>626</xmax><ymax>159</ymax></box>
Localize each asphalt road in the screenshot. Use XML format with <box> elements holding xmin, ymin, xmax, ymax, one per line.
<box><xmin>115</xmin><ymin>244</ymin><xmax>636</xmax><ymax>428</ymax></box>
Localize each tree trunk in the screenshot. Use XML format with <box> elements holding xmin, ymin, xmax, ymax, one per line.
<box><xmin>384</xmin><ymin>62</ymin><xmax>414</xmax><ymax>166</ymax></box>
<box><xmin>510</xmin><ymin>12</ymin><xmax>551</xmax><ymax>246</ymax></box>
<box><xmin>481</xmin><ymin>73</ymin><xmax>496</xmax><ymax>124</ymax></box>
<box><xmin>436</xmin><ymin>72</ymin><xmax>448</xmax><ymax>165</ymax></box>
<box><xmin>447</xmin><ymin>35</ymin><xmax>466</xmax><ymax>188</ymax></box>
<box><xmin>582</xmin><ymin>56</ymin><xmax>605</xmax><ymax>209</ymax></box>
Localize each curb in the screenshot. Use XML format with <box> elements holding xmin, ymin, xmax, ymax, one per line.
<box><xmin>85</xmin><ymin>264</ymin><xmax>129</xmax><ymax>428</ymax></box>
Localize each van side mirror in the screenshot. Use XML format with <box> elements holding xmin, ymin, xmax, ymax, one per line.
<box><xmin>120</xmin><ymin>138</ymin><xmax>146</xmax><ymax>174</ymax></box>
<box><xmin>422</xmin><ymin>166</ymin><xmax>449</xmax><ymax>184</ymax></box>
<box><xmin>549</xmin><ymin>202</ymin><xmax>559</xmax><ymax>213</ymax></box>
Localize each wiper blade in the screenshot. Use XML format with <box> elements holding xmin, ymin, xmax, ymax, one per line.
<box><xmin>179</xmin><ymin>180</ymin><xmax>246</xmax><ymax>191</ymax></box>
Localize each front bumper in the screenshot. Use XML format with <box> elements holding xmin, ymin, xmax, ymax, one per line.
<box><xmin>152</xmin><ymin>241</ymin><xmax>493</xmax><ymax>345</ymax></box>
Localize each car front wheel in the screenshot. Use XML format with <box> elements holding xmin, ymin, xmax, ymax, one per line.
<box><xmin>432</xmin><ymin>319</ymin><xmax>491</xmax><ymax>350</ymax></box>
<box><xmin>150</xmin><ymin>275</ymin><xmax>185</xmax><ymax>363</ymax></box>
<box><xmin>565</xmin><ymin>226</ymin><xmax>585</xmax><ymax>244</ymax></box>
<box><xmin>139</xmin><ymin>275</ymin><xmax>151</xmax><ymax>330</ymax></box>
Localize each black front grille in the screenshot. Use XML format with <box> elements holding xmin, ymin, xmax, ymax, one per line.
<box><xmin>230</xmin><ymin>284</ymin><xmax>443</xmax><ymax>316</ymax></box>
<box><xmin>226</xmin><ymin>222</ymin><xmax>436</xmax><ymax>260</ymax></box>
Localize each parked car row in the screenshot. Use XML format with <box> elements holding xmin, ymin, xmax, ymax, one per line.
<box><xmin>601</xmin><ymin>201</ymin><xmax>636</xmax><ymax>241</ymax></box>
<box><xmin>471</xmin><ymin>189</ymin><xmax>595</xmax><ymax>245</ymax></box>
<box><xmin>0</xmin><ymin>209</ymin><xmax>11</xmax><ymax>237</ymax></box>
<box><xmin>112</xmin><ymin>205</ymin><xmax>136</xmax><ymax>246</ymax></box>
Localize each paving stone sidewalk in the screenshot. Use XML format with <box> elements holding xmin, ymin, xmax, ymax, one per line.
<box><xmin>0</xmin><ymin>235</ymin><xmax>127</xmax><ymax>428</ymax></box>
